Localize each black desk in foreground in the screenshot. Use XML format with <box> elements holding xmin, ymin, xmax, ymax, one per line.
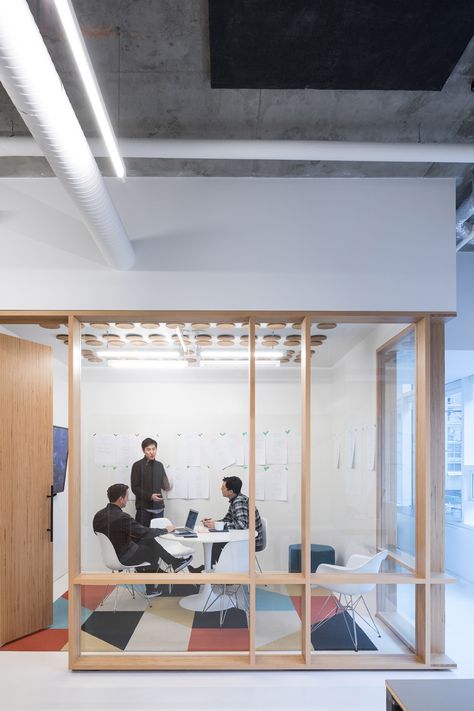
<box><xmin>386</xmin><ymin>679</ymin><xmax>474</xmax><ymax>711</ymax></box>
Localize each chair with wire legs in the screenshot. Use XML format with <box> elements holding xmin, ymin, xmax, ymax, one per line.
<box><xmin>95</xmin><ymin>532</ymin><xmax>152</xmax><ymax>611</ymax></box>
<box><xmin>311</xmin><ymin>549</ymin><xmax>388</xmax><ymax>651</ymax></box>
<box><xmin>150</xmin><ymin>517</ymin><xmax>194</xmax><ymax>594</ymax></box>
<box><xmin>202</xmin><ymin>539</ymin><xmax>249</xmax><ymax>627</ymax></box>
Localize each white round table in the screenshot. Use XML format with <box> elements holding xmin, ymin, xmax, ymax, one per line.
<box><xmin>161</xmin><ymin>528</ymin><xmax>250</xmax><ymax>612</ymax></box>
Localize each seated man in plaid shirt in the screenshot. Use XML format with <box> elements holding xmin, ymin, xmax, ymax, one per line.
<box><xmin>201</xmin><ymin>475</ymin><xmax>264</xmax><ymax>567</ymax></box>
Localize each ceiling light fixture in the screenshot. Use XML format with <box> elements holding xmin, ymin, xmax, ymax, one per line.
<box><xmin>53</xmin><ymin>0</ymin><xmax>125</xmax><ymax>179</ymax></box>
<box><xmin>200</xmin><ymin>360</ymin><xmax>280</xmax><ymax>368</ymax></box>
<box><xmin>200</xmin><ymin>350</ymin><xmax>284</xmax><ymax>360</ymax></box>
<box><xmin>98</xmin><ymin>350</ymin><xmax>180</xmax><ymax>359</ymax></box>
<box><xmin>108</xmin><ymin>360</ymin><xmax>187</xmax><ymax>369</ymax></box>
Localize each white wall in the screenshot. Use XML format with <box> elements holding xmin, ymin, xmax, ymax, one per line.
<box><xmin>0</xmin><ymin>177</ymin><xmax>456</xmax><ymax>312</ymax></box>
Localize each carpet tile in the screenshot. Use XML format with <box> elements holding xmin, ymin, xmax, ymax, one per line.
<box><xmin>81</xmin><ymin>611</ymin><xmax>143</xmax><ymax>650</ymax></box>
<box><xmin>0</xmin><ymin>629</ymin><xmax>69</xmax><ymax>651</ymax></box>
<box><xmin>193</xmin><ymin>608</ymin><xmax>248</xmax><ymax>629</ymax></box>
<box><xmin>188</xmin><ymin>628</ymin><xmax>249</xmax><ymax>652</ymax></box>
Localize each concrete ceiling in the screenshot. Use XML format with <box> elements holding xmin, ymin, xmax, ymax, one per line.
<box><xmin>1</xmin><ymin>1</ymin><xmax>474</xmax><ymax>238</ymax></box>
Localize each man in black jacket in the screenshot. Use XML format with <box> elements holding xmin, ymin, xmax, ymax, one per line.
<box><xmin>93</xmin><ymin>483</ymin><xmax>192</xmax><ymax>598</ymax></box>
<box><xmin>131</xmin><ymin>437</ymin><xmax>172</xmax><ymax>526</ymax></box>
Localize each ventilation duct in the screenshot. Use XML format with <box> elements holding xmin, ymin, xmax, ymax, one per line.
<box><xmin>0</xmin><ymin>0</ymin><xmax>134</xmax><ymax>270</ymax></box>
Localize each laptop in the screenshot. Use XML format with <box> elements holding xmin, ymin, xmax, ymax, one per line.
<box><xmin>173</xmin><ymin>509</ymin><xmax>199</xmax><ymax>535</ymax></box>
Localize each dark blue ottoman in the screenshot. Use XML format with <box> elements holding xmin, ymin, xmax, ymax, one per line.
<box><xmin>288</xmin><ymin>543</ymin><xmax>336</xmax><ymax>573</ymax></box>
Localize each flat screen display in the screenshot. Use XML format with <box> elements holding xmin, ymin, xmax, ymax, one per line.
<box><xmin>53</xmin><ymin>425</ymin><xmax>68</xmax><ymax>494</ymax></box>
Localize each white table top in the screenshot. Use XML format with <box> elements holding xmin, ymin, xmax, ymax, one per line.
<box><xmin>161</xmin><ymin>528</ymin><xmax>250</xmax><ymax>545</ymax></box>
<box><xmin>386</xmin><ymin>680</ymin><xmax>474</xmax><ymax>711</ymax></box>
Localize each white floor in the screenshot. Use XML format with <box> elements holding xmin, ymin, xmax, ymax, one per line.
<box><xmin>2</xmin><ymin>578</ymin><xmax>473</xmax><ymax>711</ymax></box>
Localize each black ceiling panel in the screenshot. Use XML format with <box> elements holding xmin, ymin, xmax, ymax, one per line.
<box><xmin>209</xmin><ymin>0</ymin><xmax>474</xmax><ymax>90</ymax></box>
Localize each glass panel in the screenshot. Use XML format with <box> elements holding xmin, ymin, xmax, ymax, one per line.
<box><xmin>79</xmin><ymin>583</ymin><xmax>249</xmax><ymax>653</ymax></box>
<box><xmin>256</xmin><ymin>585</ymin><xmax>302</xmax><ymax>653</ymax></box>
<box><xmin>311</xmin><ymin>322</ymin><xmax>410</xmax><ymax>569</ymax></box>
<box><xmin>81</xmin><ymin>318</ymin><xmax>249</xmax><ymax>574</ymax></box>
<box><xmin>255</xmin><ymin>320</ymin><xmax>302</xmax><ymax>573</ymax></box>
<box><xmin>379</xmin><ymin>327</ymin><xmax>416</xmax><ymax>559</ymax></box>
<box><xmin>310</xmin><ymin>581</ymin><xmax>416</xmax><ymax>655</ymax></box>
<box><xmin>445</xmin><ymin>383</ymin><xmax>463</xmax><ymax>523</ymax></box>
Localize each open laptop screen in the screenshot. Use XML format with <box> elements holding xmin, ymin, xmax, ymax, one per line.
<box><xmin>185</xmin><ymin>509</ymin><xmax>199</xmax><ymax>529</ymax></box>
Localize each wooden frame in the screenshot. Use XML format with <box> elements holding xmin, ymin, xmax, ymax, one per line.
<box><xmin>0</xmin><ymin>310</ymin><xmax>454</xmax><ymax>671</ymax></box>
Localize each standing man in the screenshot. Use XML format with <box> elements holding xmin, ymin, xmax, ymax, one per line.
<box><xmin>202</xmin><ymin>476</ymin><xmax>263</xmax><ymax>566</ymax></box>
<box><xmin>93</xmin><ymin>484</ymin><xmax>192</xmax><ymax>598</ymax></box>
<box><xmin>131</xmin><ymin>437</ymin><xmax>172</xmax><ymax>526</ymax></box>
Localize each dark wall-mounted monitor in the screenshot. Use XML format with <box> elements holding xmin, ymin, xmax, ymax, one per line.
<box><xmin>53</xmin><ymin>425</ymin><xmax>68</xmax><ymax>495</ymax></box>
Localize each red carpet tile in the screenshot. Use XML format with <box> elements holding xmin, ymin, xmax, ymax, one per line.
<box><xmin>0</xmin><ymin>628</ymin><xmax>68</xmax><ymax>651</ymax></box>
<box><xmin>291</xmin><ymin>595</ymin><xmax>337</xmax><ymax>623</ymax></box>
<box><xmin>63</xmin><ymin>585</ymin><xmax>110</xmax><ymax>610</ymax></box>
<box><xmin>188</xmin><ymin>628</ymin><xmax>249</xmax><ymax>652</ymax></box>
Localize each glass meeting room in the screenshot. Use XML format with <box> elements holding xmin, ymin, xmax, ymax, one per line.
<box><xmin>69</xmin><ymin>312</ymin><xmax>449</xmax><ymax>670</ymax></box>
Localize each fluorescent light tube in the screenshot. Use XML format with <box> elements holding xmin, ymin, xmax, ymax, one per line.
<box><xmin>200</xmin><ymin>360</ymin><xmax>280</xmax><ymax>368</ymax></box>
<box><xmin>200</xmin><ymin>350</ymin><xmax>284</xmax><ymax>359</ymax></box>
<box><xmin>108</xmin><ymin>360</ymin><xmax>187</xmax><ymax>369</ymax></box>
<box><xmin>98</xmin><ymin>350</ymin><xmax>181</xmax><ymax>359</ymax></box>
<box><xmin>53</xmin><ymin>0</ymin><xmax>125</xmax><ymax>178</ymax></box>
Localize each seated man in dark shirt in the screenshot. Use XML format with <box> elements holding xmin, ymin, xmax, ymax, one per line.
<box><xmin>93</xmin><ymin>483</ymin><xmax>193</xmax><ymax>598</ymax></box>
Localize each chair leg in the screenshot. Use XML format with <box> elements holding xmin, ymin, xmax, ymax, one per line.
<box><xmin>356</xmin><ymin>595</ymin><xmax>382</xmax><ymax>637</ymax></box>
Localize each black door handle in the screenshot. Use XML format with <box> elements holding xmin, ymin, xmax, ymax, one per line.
<box><xmin>46</xmin><ymin>484</ymin><xmax>54</xmax><ymax>542</ymax></box>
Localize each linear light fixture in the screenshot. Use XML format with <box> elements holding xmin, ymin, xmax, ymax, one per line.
<box><xmin>200</xmin><ymin>360</ymin><xmax>280</xmax><ymax>368</ymax></box>
<box><xmin>53</xmin><ymin>0</ymin><xmax>125</xmax><ymax>178</ymax></box>
<box><xmin>98</xmin><ymin>350</ymin><xmax>181</xmax><ymax>359</ymax></box>
<box><xmin>108</xmin><ymin>360</ymin><xmax>187</xmax><ymax>369</ymax></box>
<box><xmin>200</xmin><ymin>350</ymin><xmax>284</xmax><ymax>359</ymax></box>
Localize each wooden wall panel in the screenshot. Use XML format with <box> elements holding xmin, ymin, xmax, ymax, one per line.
<box><xmin>0</xmin><ymin>333</ymin><xmax>53</xmax><ymax>646</ymax></box>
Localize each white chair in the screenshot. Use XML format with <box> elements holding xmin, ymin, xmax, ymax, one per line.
<box><xmin>255</xmin><ymin>517</ymin><xmax>268</xmax><ymax>574</ymax></box>
<box><xmin>202</xmin><ymin>539</ymin><xmax>249</xmax><ymax>626</ymax></box>
<box><xmin>95</xmin><ymin>532</ymin><xmax>151</xmax><ymax>611</ymax></box>
<box><xmin>311</xmin><ymin>549</ymin><xmax>388</xmax><ymax>651</ymax></box>
<box><xmin>150</xmin><ymin>517</ymin><xmax>194</xmax><ymax>593</ymax></box>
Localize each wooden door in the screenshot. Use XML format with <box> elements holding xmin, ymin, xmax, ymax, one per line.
<box><xmin>0</xmin><ymin>333</ymin><xmax>53</xmax><ymax>646</ymax></box>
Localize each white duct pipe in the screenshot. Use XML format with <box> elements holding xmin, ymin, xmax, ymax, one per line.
<box><xmin>1</xmin><ymin>136</ymin><xmax>474</xmax><ymax>163</ymax></box>
<box><xmin>0</xmin><ymin>0</ymin><xmax>134</xmax><ymax>270</ymax></box>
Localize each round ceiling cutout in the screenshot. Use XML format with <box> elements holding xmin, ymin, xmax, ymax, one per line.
<box><xmin>267</xmin><ymin>322</ymin><xmax>286</xmax><ymax>330</ymax></box>
<box><xmin>89</xmin><ymin>322</ymin><xmax>110</xmax><ymax>330</ymax></box>
<box><xmin>166</xmin><ymin>322</ymin><xmax>185</xmax><ymax>329</ymax></box>
<box><xmin>316</xmin><ymin>322</ymin><xmax>337</xmax><ymax>329</ymax></box>
<box><xmin>192</xmin><ymin>322</ymin><xmax>211</xmax><ymax>330</ymax></box>
<box><xmin>140</xmin><ymin>322</ymin><xmax>160</xmax><ymax>329</ymax></box>
<box><xmin>115</xmin><ymin>322</ymin><xmax>135</xmax><ymax>329</ymax></box>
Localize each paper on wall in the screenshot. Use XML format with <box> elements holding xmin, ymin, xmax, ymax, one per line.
<box><xmin>205</xmin><ymin>436</ymin><xmax>236</xmax><ymax>470</ymax></box>
<box><xmin>333</xmin><ymin>434</ymin><xmax>341</xmax><ymax>469</ymax></box>
<box><xmin>93</xmin><ymin>434</ymin><xmax>116</xmax><ymax>467</ymax></box>
<box><xmin>176</xmin><ymin>433</ymin><xmax>201</xmax><ymax>467</ymax></box>
<box><xmin>264</xmin><ymin>465</ymin><xmax>288</xmax><ymax>501</ymax></box>
<box><xmin>165</xmin><ymin>467</ymin><xmax>189</xmax><ymax>499</ymax></box>
<box><xmin>265</xmin><ymin>432</ymin><xmax>288</xmax><ymax>465</ymax></box>
<box><xmin>287</xmin><ymin>432</ymin><xmax>301</xmax><ymax>464</ymax></box>
<box><xmin>115</xmin><ymin>433</ymin><xmax>142</xmax><ymax>468</ymax></box>
<box><xmin>255</xmin><ymin>466</ymin><xmax>265</xmax><ymax>500</ymax></box>
<box><xmin>187</xmin><ymin>467</ymin><xmax>210</xmax><ymax>500</ymax></box>
<box><xmin>228</xmin><ymin>433</ymin><xmax>245</xmax><ymax>466</ymax></box>
<box><xmin>365</xmin><ymin>424</ymin><xmax>376</xmax><ymax>470</ymax></box>
<box><xmin>256</xmin><ymin>434</ymin><xmax>266</xmax><ymax>465</ymax></box>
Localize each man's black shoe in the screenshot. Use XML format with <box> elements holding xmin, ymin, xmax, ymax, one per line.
<box><xmin>188</xmin><ymin>564</ymin><xmax>205</xmax><ymax>574</ymax></box>
<box><xmin>172</xmin><ymin>555</ymin><xmax>193</xmax><ymax>573</ymax></box>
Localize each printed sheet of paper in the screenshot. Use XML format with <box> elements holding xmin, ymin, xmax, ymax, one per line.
<box><xmin>206</xmin><ymin>436</ymin><xmax>236</xmax><ymax>470</ymax></box>
<box><xmin>264</xmin><ymin>466</ymin><xmax>288</xmax><ymax>501</ymax></box>
<box><xmin>287</xmin><ymin>432</ymin><xmax>301</xmax><ymax>464</ymax></box>
<box><xmin>115</xmin><ymin>434</ymin><xmax>142</xmax><ymax>468</ymax></box>
<box><xmin>239</xmin><ymin>468</ymin><xmax>249</xmax><ymax>496</ymax></box>
<box><xmin>187</xmin><ymin>467</ymin><xmax>210</xmax><ymax>500</ymax></box>
<box><xmin>256</xmin><ymin>434</ymin><xmax>266</xmax><ymax>465</ymax></box>
<box><xmin>228</xmin><ymin>434</ymin><xmax>245</xmax><ymax>466</ymax></box>
<box><xmin>93</xmin><ymin>434</ymin><xmax>116</xmax><ymax>467</ymax></box>
<box><xmin>165</xmin><ymin>467</ymin><xmax>189</xmax><ymax>499</ymax></box>
<box><xmin>176</xmin><ymin>433</ymin><xmax>201</xmax><ymax>467</ymax></box>
<box><xmin>255</xmin><ymin>466</ymin><xmax>265</xmax><ymax>500</ymax></box>
<box><xmin>265</xmin><ymin>432</ymin><xmax>288</xmax><ymax>465</ymax></box>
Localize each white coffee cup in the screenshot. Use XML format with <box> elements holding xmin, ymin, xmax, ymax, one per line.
<box><xmin>214</xmin><ymin>521</ymin><xmax>225</xmax><ymax>531</ymax></box>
